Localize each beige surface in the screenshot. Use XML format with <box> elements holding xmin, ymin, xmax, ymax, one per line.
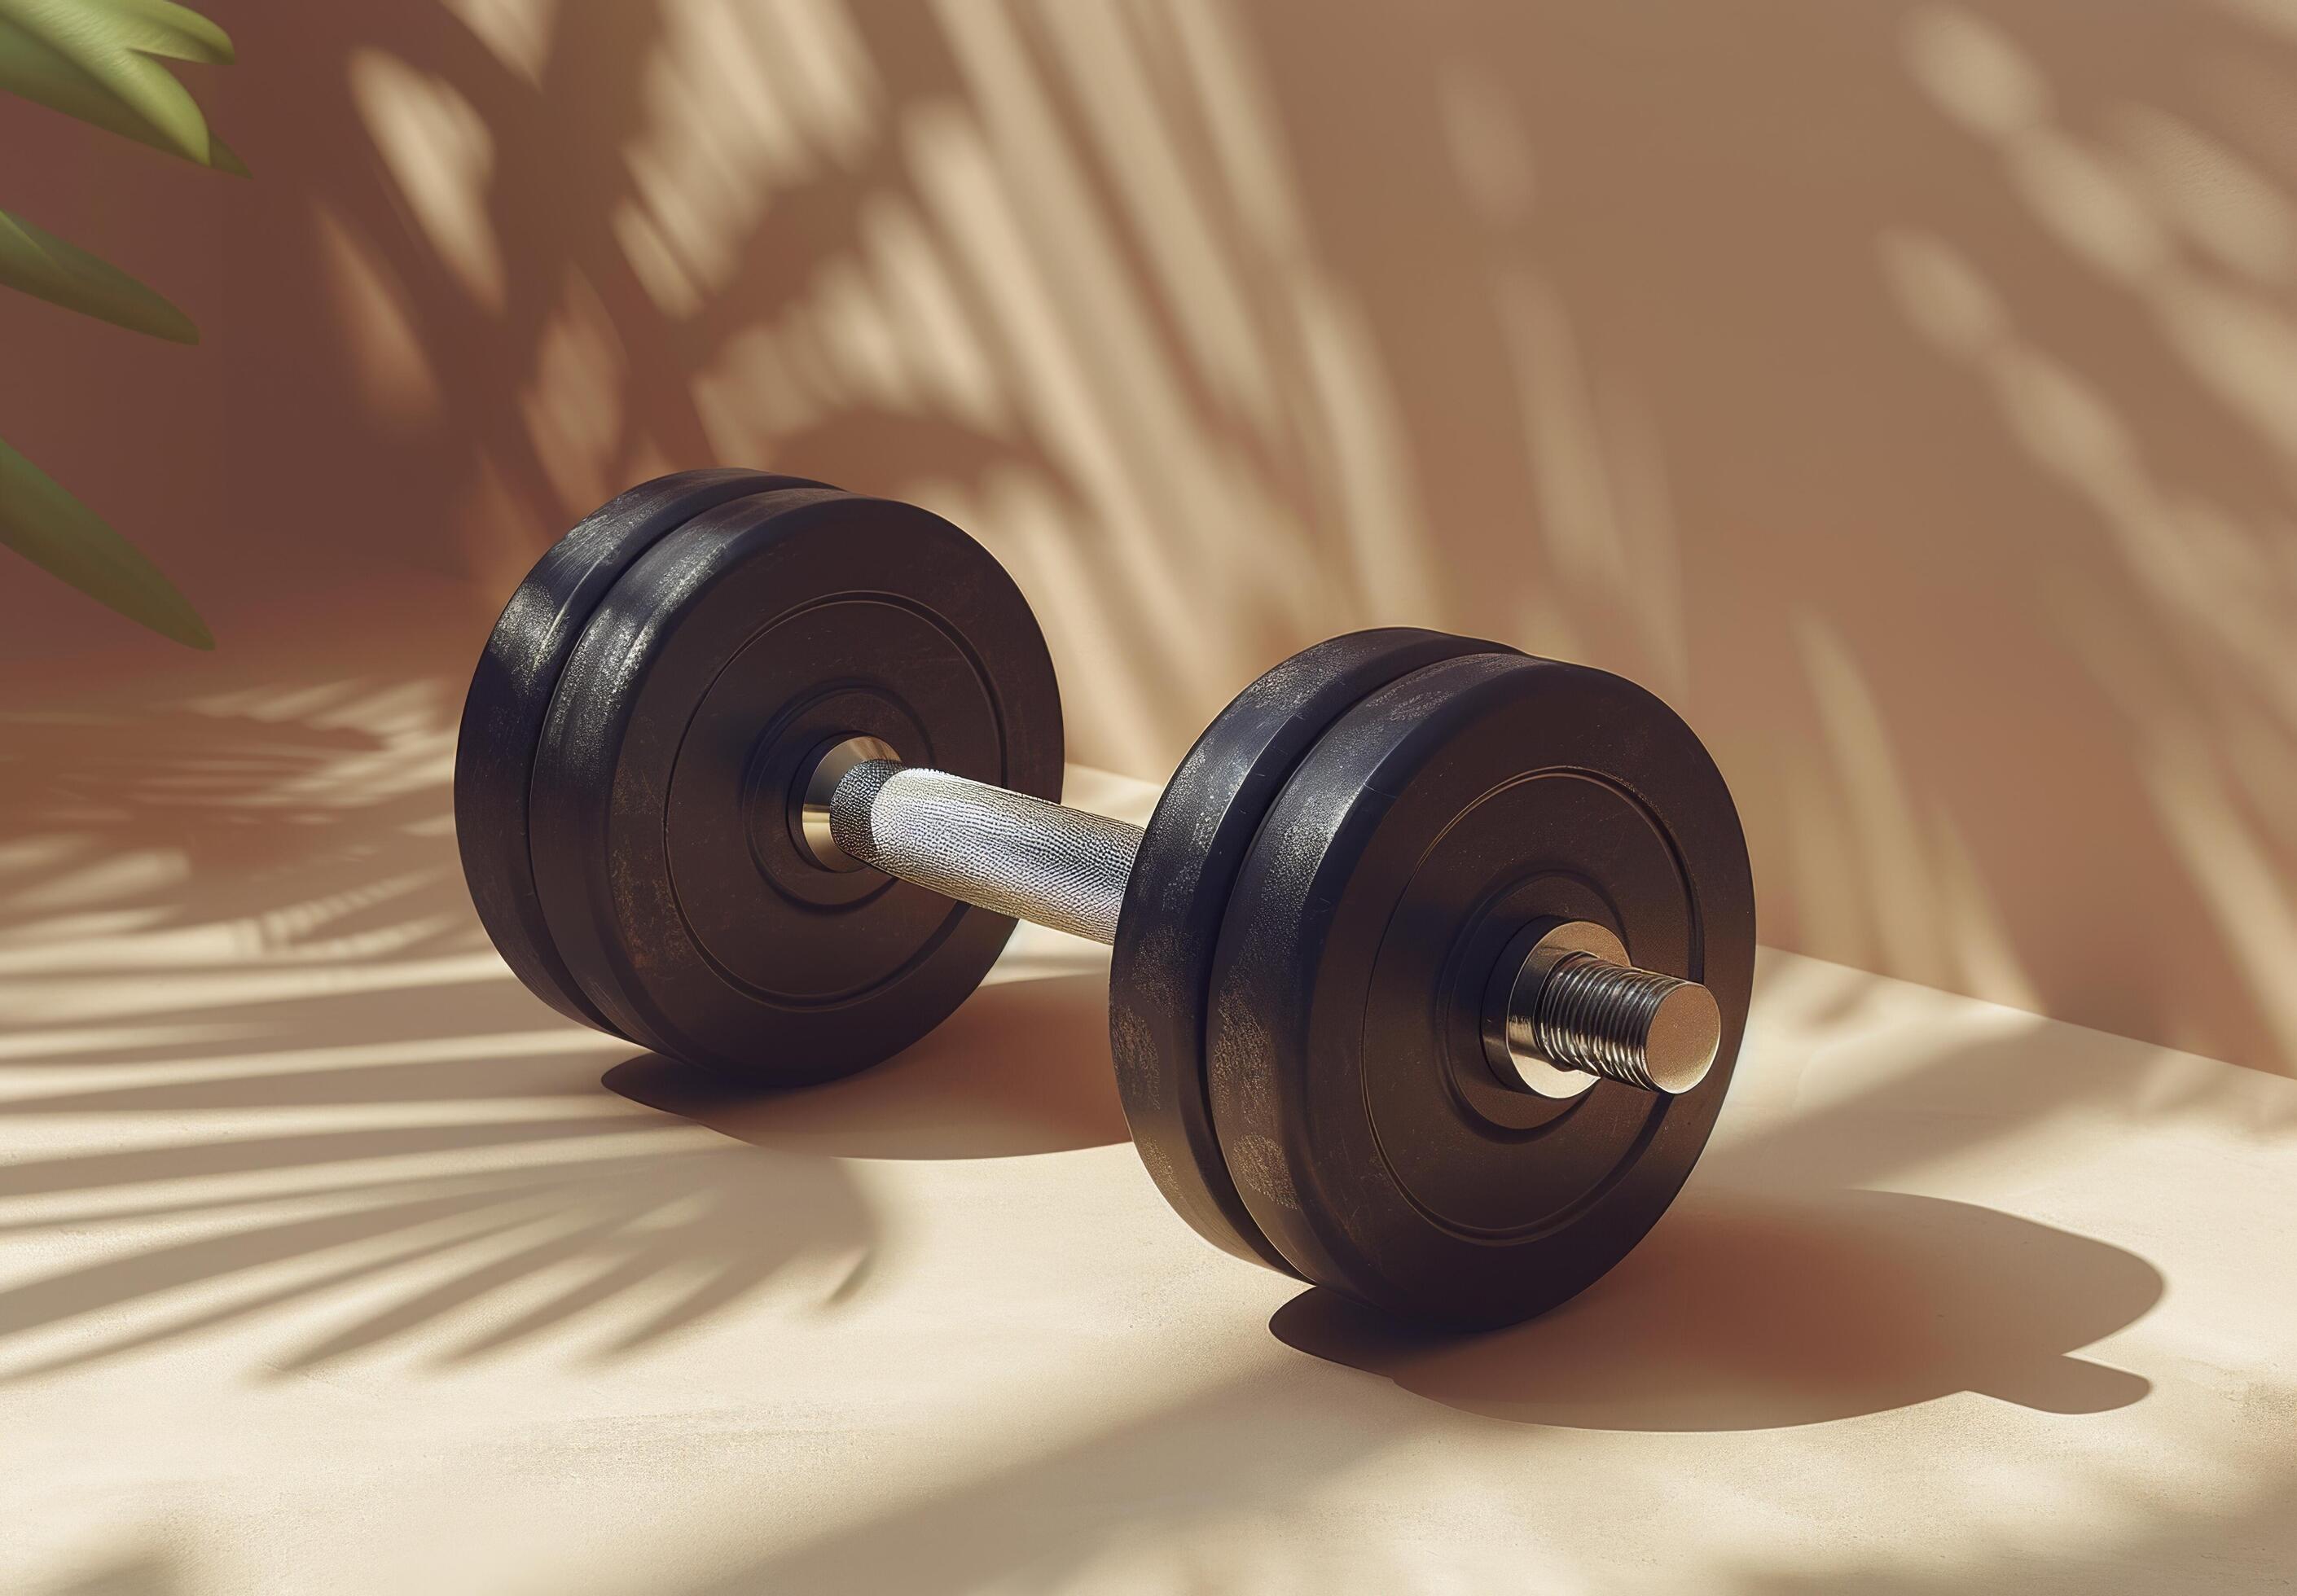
<box><xmin>4</xmin><ymin>0</ymin><xmax>2296</xmax><ymax>1071</ymax></box>
<box><xmin>1</xmin><ymin>660</ymin><xmax>2292</xmax><ymax>1594</ymax></box>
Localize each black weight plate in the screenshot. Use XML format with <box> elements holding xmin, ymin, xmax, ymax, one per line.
<box><xmin>1206</xmin><ymin>651</ymin><xmax>1755</xmax><ymax>1326</ymax></box>
<box><xmin>1109</xmin><ymin>629</ymin><xmax>1516</xmax><ymax>1273</ymax></box>
<box><xmin>455</xmin><ymin>468</ymin><xmax>826</xmax><ymax>1033</ymax></box>
<box><xmin>529</xmin><ymin>488</ymin><xmax>1061</xmax><ymax>1082</ymax></box>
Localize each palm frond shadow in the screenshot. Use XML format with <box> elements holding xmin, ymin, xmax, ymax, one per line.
<box><xmin>0</xmin><ymin>676</ymin><xmax>1109</xmax><ymax>1381</ymax></box>
<box><xmin>10</xmin><ymin>5</ymin><xmax>2295</xmax><ymax>1577</ymax></box>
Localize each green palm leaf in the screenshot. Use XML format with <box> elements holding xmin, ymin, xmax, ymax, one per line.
<box><xmin>0</xmin><ymin>434</ymin><xmax>212</xmax><ymax>648</ymax></box>
<box><xmin>0</xmin><ymin>0</ymin><xmax>233</xmax><ymax>648</ymax></box>
<box><xmin>0</xmin><ymin>208</ymin><xmax>195</xmax><ymax>340</ymax></box>
<box><xmin>0</xmin><ymin>0</ymin><xmax>236</xmax><ymax>167</ymax></box>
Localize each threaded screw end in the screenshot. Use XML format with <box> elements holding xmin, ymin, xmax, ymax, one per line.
<box><xmin>1535</xmin><ymin>955</ymin><xmax>1718</xmax><ymax>1094</ymax></box>
<box><xmin>1486</xmin><ymin>920</ymin><xmax>1723</xmax><ymax>1097</ymax></box>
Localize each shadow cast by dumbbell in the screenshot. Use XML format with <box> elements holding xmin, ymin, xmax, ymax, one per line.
<box><xmin>601</xmin><ymin>972</ymin><xmax>1131</xmax><ymax>1160</ymax></box>
<box><xmin>1271</xmin><ymin>1189</ymin><xmax>2159</xmax><ymax>1431</ymax></box>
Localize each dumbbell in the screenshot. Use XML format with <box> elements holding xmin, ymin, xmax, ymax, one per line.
<box><xmin>455</xmin><ymin>471</ymin><xmax>1755</xmax><ymax>1327</ymax></box>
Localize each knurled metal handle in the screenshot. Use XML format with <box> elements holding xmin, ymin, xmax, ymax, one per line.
<box><xmin>828</xmin><ymin>761</ymin><xmax>1142</xmax><ymax>945</ymax></box>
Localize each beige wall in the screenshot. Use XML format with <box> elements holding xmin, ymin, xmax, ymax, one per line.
<box><xmin>3</xmin><ymin>0</ymin><xmax>2293</xmax><ymax>1072</ymax></box>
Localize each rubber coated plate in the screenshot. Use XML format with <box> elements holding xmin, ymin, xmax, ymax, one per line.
<box><xmin>529</xmin><ymin>487</ymin><xmax>1061</xmax><ymax>1082</ymax></box>
<box><xmin>455</xmin><ymin>469</ymin><xmax>824</xmax><ymax>1033</ymax></box>
<box><xmin>1206</xmin><ymin>651</ymin><xmax>1755</xmax><ymax>1326</ymax></box>
<box><xmin>1109</xmin><ymin>629</ymin><xmax>1515</xmax><ymax>1273</ymax></box>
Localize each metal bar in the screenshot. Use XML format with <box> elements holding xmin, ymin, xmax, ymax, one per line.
<box><xmin>828</xmin><ymin>761</ymin><xmax>1142</xmax><ymax>945</ymax></box>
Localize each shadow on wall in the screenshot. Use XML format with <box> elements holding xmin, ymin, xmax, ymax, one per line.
<box><xmin>2</xmin><ymin>0</ymin><xmax>2294</xmax><ymax>1075</ymax></box>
